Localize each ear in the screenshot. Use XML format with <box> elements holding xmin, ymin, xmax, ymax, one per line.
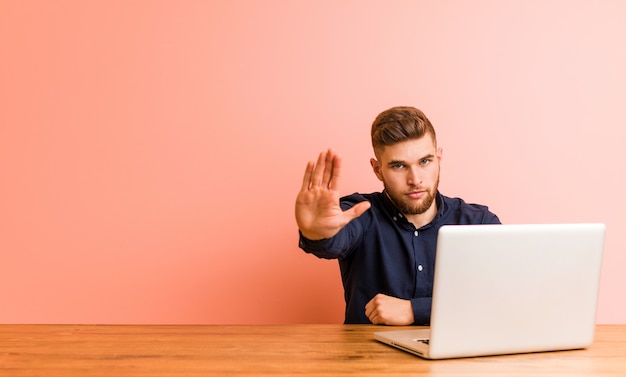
<box><xmin>437</xmin><ymin>147</ymin><xmax>443</xmax><ymax>162</ymax></box>
<box><xmin>370</xmin><ymin>158</ymin><xmax>383</xmax><ymax>181</ymax></box>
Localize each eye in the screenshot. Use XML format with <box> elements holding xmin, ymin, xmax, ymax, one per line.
<box><xmin>391</xmin><ymin>163</ymin><xmax>405</xmax><ymax>169</ymax></box>
<box><xmin>420</xmin><ymin>159</ymin><xmax>431</xmax><ymax>166</ymax></box>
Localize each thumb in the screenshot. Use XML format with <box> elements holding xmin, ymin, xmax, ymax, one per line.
<box><xmin>343</xmin><ymin>201</ymin><xmax>371</xmax><ymax>222</ymax></box>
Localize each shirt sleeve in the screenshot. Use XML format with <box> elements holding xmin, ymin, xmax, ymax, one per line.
<box><xmin>298</xmin><ymin>232</ymin><xmax>342</xmax><ymax>259</ymax></box>
<box><xmin>410</xmin><ymin>297</ymin><xmax>432</xmax><ymax>325</ymax></box>
<box><xmin>298</xmin><ymin>216</ymin><xmax>365</xmax><ymax>260</ymax></box>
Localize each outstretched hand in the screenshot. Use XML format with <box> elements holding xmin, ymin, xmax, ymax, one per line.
<box><xmin>295</xmin><ymin>149</ymin><xmax>371</xmax><ymax>240</ymax></box>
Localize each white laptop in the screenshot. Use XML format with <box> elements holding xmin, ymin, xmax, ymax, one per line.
<box><xmin>374</xmin><ymin>223</ymin><xmax>606</xmax><ymax>359</ymax></box>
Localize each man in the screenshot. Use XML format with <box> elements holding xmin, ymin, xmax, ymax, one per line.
<box><xmin>295</xmin><ymin>106</ymin><xmax>500</xmax><ymax>325</ymax></box>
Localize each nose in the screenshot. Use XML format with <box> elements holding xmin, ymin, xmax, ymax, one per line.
<box><xmin>407</xmin><ymin>166</ymin><xmax>422</xmax><ymax>186</ymax></box>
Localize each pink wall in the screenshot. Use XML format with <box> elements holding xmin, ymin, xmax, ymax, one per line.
<box><xmin>1</xmin><ymin>1</ymin><xmax>624</xmax><ymax>324</ymax></box>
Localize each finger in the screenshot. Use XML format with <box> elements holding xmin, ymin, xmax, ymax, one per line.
<box><xmin>364</xmin><ymin>299</ymin><xmax>373</xmax><ymax>318</ymax></box>
<box><xmin>369</xmin><ymin>310</ymin><xmax>381</xmax><ymax>325</ymax></box>
<box><xmin>300</xmin><ymin>161</ymin><xmax>314</xmax><ymax>191</ymax></box>
<box><xmin>370</xmin><ymin>314</ymin><xmax>382</xmax><ymax>325</ymax></box>
<box><xmin>321</xmin><ymin>149</ymin><xmax>336</xmax><ymax>188</ymax></box>
<box><xmin>310</xmin><ymin>151</ymin><xmax>327</xmax><ymax>187</ymax></box>
<box><xmin>327</xmin><ymin>151</ymin><xmax>342</xmax><ymax>191</ymax></box>
<box><xmin>342</xmin><ymin>201</ymin><xmax>371</xmax><ymax>223</ymax></box>
<box><xmin>365</xmin><ymin>306</ymin><xmax>374</xmax><ymax>323</ymax></box>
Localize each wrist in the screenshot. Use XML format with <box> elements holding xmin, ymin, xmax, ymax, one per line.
<box><xmin>299</xmin><ymin>229</ymin><xmax>326</xmax><ymax>241</ymax></box>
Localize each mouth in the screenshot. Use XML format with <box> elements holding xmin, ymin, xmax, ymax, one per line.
<box><xmin>407</xmin><ymin>190</ymin><xmax>426</xmax><ymax>199</ymax></box>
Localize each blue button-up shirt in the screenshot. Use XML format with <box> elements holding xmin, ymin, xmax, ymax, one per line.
<box><xmin>298</xmin><ymin>191</ymin><xmax>501</xmax><ymax>325</ymax></box>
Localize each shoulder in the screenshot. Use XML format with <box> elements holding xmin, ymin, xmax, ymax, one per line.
<box><xmin>440</xmin><ymin>194</ymin><xmax>501</xmax><ymax>224</ymax></box>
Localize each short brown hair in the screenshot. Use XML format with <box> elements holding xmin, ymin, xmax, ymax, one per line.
<box><xmin>371</xmin><ymin>106</ymin><xmax>437</xmax><ymax>154</ymax></box>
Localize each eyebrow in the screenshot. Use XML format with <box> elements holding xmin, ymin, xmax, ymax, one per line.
<box><xmin>386</xmin><ymin>154</ymin><xmax>435</xmax><ymax>166</ymax></box>
<box><xmin>386</xmin><ymin>160</ymin><xmax>406</xmax><ymax>167</ymax></box>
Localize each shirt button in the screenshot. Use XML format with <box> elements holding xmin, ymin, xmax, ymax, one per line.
<box><xmin>393</xmin><ymin>216</ymin><xmax>397</xmax><ymax>221</ymax></box>
<box><xmin>414</xmin><ymin>230</ymin><xmax>419</xmax><ymax>236</ymax></box>
<box><xmin>418</xmin><ymin>265</ymin><xmax>423</xmax><ymax>271</ymax></box>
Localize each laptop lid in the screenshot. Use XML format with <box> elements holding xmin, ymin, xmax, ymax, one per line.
<box><xmin>375</xmin><ymin>223</ymin><xmax>606</xmax><ymax>359</ymax></box>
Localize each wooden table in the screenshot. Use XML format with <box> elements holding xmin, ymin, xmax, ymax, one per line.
<box><xmin>1</xmin><ymin>324</ymin><xmax>625</xmax><ymax>376</ymax></box>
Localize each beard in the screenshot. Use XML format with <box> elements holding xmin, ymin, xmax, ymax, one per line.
<box><xmin>384</xmin><ymin>175</ymin><xmax>439</xmax><ymax>215</ymax></box>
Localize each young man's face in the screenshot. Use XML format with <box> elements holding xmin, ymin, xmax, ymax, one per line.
<box><xmin>371</xmin><ymin>135</ymin><xmax>443</xmax><ymax>219</ymax></box>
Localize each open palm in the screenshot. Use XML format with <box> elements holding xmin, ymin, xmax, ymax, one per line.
<box><xmin>295</xmin><ymin>150</ymin><xmax>370</xmax><ymax>240</ymax></box>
